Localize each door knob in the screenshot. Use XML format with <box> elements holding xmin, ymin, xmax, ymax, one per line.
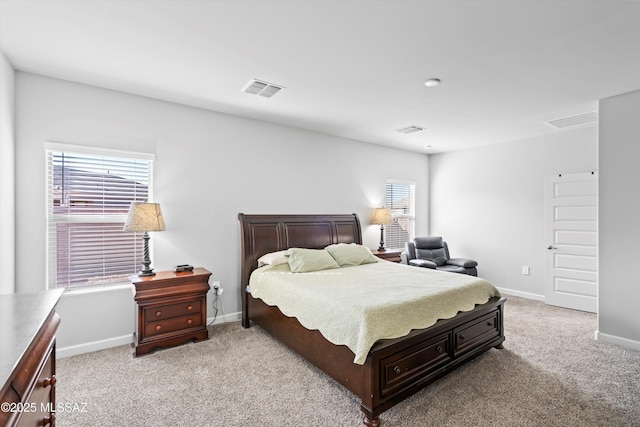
<box><xmin>547</xmin><ymin>245</ymin><xmax>557</xmax><ymax>250</ymax></box>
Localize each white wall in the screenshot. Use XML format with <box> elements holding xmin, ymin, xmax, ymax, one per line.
<box><xmin>429</xmin><ymin>127</ymin><xmax>597</xmax><ymax>297</ymax></box>
<box><xmin>0</xmin><ymin>51</ymin><xmax>15</xmax><ymax>295</ymax></box>
<box><xmin>14</xmin><ymin>72</ymin><xmax>429</xmax><ymax>356</ymax></box>
<box><xmin>598</xmin><ymin>89</ymin><xmax>640</xmax><ymax>348</ymax></box>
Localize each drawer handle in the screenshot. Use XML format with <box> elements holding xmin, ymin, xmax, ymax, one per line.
<box><xmin>487</xmin><ymin>321</ymin><xmax>493</xmax><ymax>326</ymax></box>
<box><xmin>187</xmin><ymin>319</ymin><xmax>193</xmax><ymax>325</ymax></box>
<box><xmin>435</xmin><ymin>345</ymin><xmax>443</xmax><ymax>353</ymax></box>
<box><xmin>156</xmin><ymin>311</ymin><xmax>162</xmax><ymax>317</ymax></box>
<box><xmin>187</xmin><ymin>305</ymin><xmax>193</xmax><ymax>311</ymax></box>
<box><xmin>393</xmin><ymin>366</ymin><xmax>401</xmax><ymax>374</ymax></box>
<box><xmin>459</xmin><ymin>334</ymin><xmax>465</xmax><ymax>340</ymax></box>
<box><xmin>155</xmin><ymin>325</ymin><xmax>162</xmax><ymax>331</ymax></box>
<box><xmin>42</xmin><ymin>414</ymin><xmax>56</xmax><ymax>425</ymax></box>
<box><xmin>43</xmin><ymin>375</ymin><xmax>57</xmax><ymax>388</ymax></box>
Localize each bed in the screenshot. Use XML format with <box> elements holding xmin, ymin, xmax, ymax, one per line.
<box><xmin>238</xmin><ymin>213</ymin><xmax>505</xmax><ymax>426</ymax></box>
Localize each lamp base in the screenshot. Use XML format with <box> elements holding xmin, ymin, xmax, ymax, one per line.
<box><xmin>138</xmin><ymin>269</ymin><xmax>156</xmax><ymax>277</ymax></box>
<box><xmin>139</xmin><ymin>232</ymin><xmax>156</xmax><ymax>277</ymax></box>
<box><xmin>378</xmin><ymin>225</ymin><xmax>386</xmax><ymax>252</ymax></box>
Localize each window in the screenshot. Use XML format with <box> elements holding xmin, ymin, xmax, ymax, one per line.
<box><xmin>46</xmin><ymin>144</ymin><xmax>154</xmax><ymax>288</ymax></box>
<box><xmin>385</xmin><ymin>180</ymin><xmax>415</xmax><ymax>249</ymax></box>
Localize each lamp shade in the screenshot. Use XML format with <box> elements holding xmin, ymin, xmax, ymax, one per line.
<box><xmin>124</xmin><ymin>203</ymin><xmax>166</xmax><ymax>232</ymax></box>
<box><xmin>372</xmin><ymin>207</ymin><xmax>392</xmax><ymax>225</ymax></box>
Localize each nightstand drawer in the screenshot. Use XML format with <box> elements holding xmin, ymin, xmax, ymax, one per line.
<box><xmin>145</xmin><ymin>313</ymin><xmax>203</xmax><ymax>338</ymax></box>
<box><xmin>144</xmin><ymin>300</ymin><xmax>201</xmax><ymax>321</ymax></box>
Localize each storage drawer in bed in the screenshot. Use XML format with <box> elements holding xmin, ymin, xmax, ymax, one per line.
<box><xmin>453</xmin><ymin>310</ymin><xmax>500</xmax><ymax>356</ymax></box>
<box><xmin>380</xmin><ymin>332</ymin><xmax>452</xmax><ymax>398</ymax></box>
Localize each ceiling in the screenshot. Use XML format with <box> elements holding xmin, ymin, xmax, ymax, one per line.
<box><xmin>1</xmin><ymin>0</ymin><xmax>639</xmax><ymax>154</ymax></box>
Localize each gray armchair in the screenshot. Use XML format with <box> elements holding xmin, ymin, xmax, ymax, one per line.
<box><xmin>405</xmin><ymin>236</ymin><xmax>478</xmax><ymax>276</ymax></box>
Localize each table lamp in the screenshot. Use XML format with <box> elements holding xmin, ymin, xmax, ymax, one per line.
<box><xmin>372</xmin><ymin>207</ymin><xmax>392</xmax><ymax>251</ymax></box>
<box><xmin>124</xmin><ymin>202</ymin><xmax>166</xmax><ymax>276</ymax></box>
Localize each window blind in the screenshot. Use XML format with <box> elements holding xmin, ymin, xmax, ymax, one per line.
<box><xmin>385</xmin><ymin>180</ymin><xmax>415</xmax><ymax>249</ymax></box>
<box><xmin>46</xmin><ymin>147</ymin><xmax>153</xmax><ymax>288</ymax></box>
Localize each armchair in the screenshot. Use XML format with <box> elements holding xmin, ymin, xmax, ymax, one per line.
<box><xmin>405</xmin><ymin>236</ymin><xmax>478</xmax><ymax>276</ymax></box>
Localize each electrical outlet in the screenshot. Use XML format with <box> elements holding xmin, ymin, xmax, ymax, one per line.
<box><xmin>522</xmin><ymin>266</ymin><xmax>530</xmax><ymax>275</ymax></box>
<box><xmin>212</xmin><ymin>281</ymin><xmax>223</xmax><ymax>296</ymax></box>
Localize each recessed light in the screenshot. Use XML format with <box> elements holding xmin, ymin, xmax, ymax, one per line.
<box><xmin>424</xmin><ymin>78</ymin><xmax>441</xmax><ymax>87</ymax></box>
<box><xmin>424</xmin><ymin>145</ymin><xmax>432</xmax><ymax>150</ymax></box>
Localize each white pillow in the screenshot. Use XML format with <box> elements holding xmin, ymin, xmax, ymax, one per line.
<box><xmin>285</xmin><ymin>248</ymin><xmax>340</xmax><ymax>273</ymax></box>
<box><xmin>325</xmin><ymin>243</ymin><xmax>378</xmax><ymax>267</ymax></box>
<box><xmin>257</xmin><ymin>250</ymin><xmax>289</xmax><ymax>267</ymax></box>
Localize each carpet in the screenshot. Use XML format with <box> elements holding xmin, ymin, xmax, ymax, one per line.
<box><xmin>55</xmin><ymin>295</ymin><xmax>640</xmax><ymax>426</ymax></box>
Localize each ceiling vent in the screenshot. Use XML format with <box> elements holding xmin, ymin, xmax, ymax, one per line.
<box><xmin>242</xmin><ymin>78</ymin><xmax>285</xmax><ymax>98</ymax></box>
<box><xmin>396</xmin><ymin>125</ymin><xmax>425</xmax><ymax>134</ymax></box>
<box><xmin>546</xmin><ymin>111</ymin><xmax>598</xmax><ymax>129</ymax></box>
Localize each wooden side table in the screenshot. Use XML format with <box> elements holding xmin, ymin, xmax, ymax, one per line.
<box><xmin>131</xmin><ymin>268</ymin><xmax>211</xmax><ymax>357</ymax></box>
<box><xmin>372</xmin><ymin>248</ymin><xmax>403</xmax><ymax>263</ymax></box>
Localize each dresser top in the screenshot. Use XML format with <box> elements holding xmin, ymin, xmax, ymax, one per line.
<box><xmin>0</xmin><ymin>289</ymin><xmax>64</xmax><ymax>389</ymax></box>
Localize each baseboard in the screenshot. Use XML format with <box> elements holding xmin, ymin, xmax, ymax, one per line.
<box><xmin>595</xmin><ymin>331</ymin><xmax>640</xmax><ymax>351</ymax></box>
<box><xmin>57</xmin><ymin>310</ymin><xmax>242</xmax><ymax>359</ymax></box>
<box><xmin>57</xmin><ymin>334</ymin><xmax>133</xmax><ymax>359</ymax></box>
<box><xmin>496</xmin><ymin>287</ymin><xmax>545</xmax><ymax>302</ymax></box>
<box><xmin>497</xmin><ymin>290</ymin><xmax>640</xmax><ymax>352</ymax></box>
<box><xmin>207</xmin><ymin>310</ymin><xmax>241</xmax><ymax>326</ymax></box>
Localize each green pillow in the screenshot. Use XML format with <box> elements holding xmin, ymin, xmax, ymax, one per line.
<box><xmin>286</xmin><ymin>248</ymin><xmax>340</xmax><ymax>273</ymax></box>
<box><xmin>325</xmin><ymin>243</ymin><xmax>378</xmax><ymax>267</ymax></box>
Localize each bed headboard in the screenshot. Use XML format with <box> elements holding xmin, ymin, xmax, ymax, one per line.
<box><xmin>237</xmin><ymin>213</ymin><xmax>362</xmax><ymax>326</ymax></box>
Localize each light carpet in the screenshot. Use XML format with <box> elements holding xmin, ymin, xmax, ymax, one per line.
<box><xmin>55</xmin><ymin>295</ymin><xmax>640</xmax><ymax>426</ymax></box>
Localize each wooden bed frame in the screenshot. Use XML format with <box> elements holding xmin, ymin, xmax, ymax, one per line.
<box><xmin>238</xmin><ymin>213</ymin><xmax>505</xmax><ymax>426</ymax></box>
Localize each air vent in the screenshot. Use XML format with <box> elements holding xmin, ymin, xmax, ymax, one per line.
<box><xmin>241</xmin><ymin>78</ymin><xmax>285</xmax><ymax>98</ymax></box>
<box><xmin>547</xmin><ymin>112</ymin><xmax>598</xmax><ymax>129</ymax></box>
<box><xmin>396</xmin><ymin>125</ymin><xmax>425</xmax><ymax>134</ymax></box>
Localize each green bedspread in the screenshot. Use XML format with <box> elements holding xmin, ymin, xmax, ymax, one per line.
<box><xmin>249</xmin><ymin>260</ymin><xmax>501</xmax><ymax>365</ymax></box>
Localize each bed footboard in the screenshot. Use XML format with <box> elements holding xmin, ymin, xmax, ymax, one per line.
<box><xmin>360</xmin><ymin>296</ymin><xmax>505</xmax><ymax>424</ymax></box>
<box><xmin>247</xmin><ymin>293</ymin><xmax>505</xmax><ymax>425</ymax></box>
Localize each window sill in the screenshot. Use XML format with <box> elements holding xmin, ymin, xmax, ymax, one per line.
<box><xmin>57</xmin><ymin>282</ymin><xmax>133</xmax><ymax>296</ymax></box>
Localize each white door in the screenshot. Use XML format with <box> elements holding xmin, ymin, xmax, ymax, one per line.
<box><xmin>544</xmin><ymin>172</ymin><xmax>598</xmax><ymax>313</ymax></box>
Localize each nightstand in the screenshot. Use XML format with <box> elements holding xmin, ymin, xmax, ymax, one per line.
<box><xmin>131</xmin><ymin>267</ymin><xmax>211</xmax><ymax>357</ymax></box>
<box><xmin>372</xmin><ymin>248</ymin><xmax>403</xmax><ymax>263</ymax></box>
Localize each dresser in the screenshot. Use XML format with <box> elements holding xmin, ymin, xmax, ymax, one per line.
<box><xmin>0</xmin><ymin>289</ymin><xmax>64</xmax><ymax>427</ymax></box>
<box><xmin>131</xmin><ymin>268</ymin><xmax>211</xmax><ymax>357</ymax></box>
